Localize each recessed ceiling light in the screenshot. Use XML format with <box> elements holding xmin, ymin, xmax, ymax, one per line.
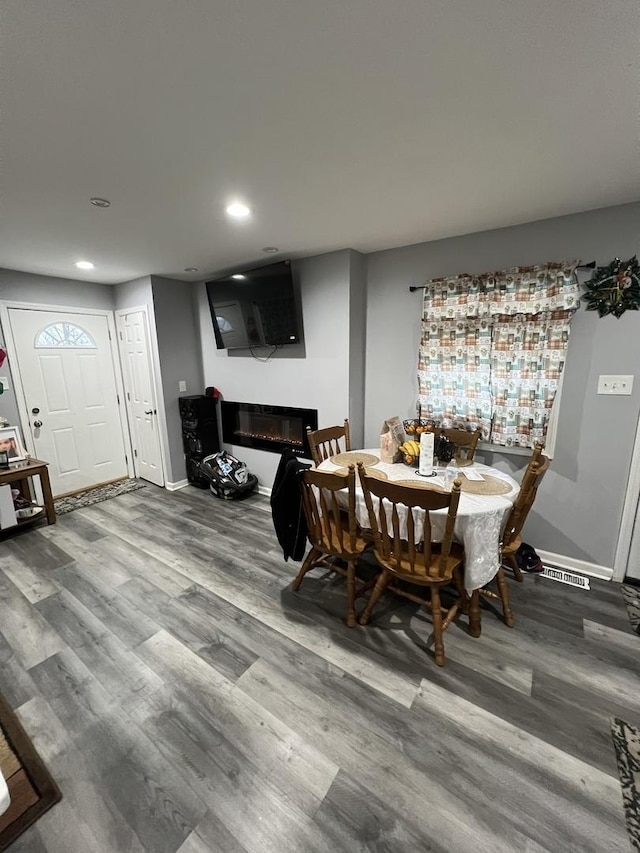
<box><xmin>226</xmin><ymin>202</ymin><xmax>251</xmax><ymax>219</ymax></box>
<box><xmin>231</xmin><ymin>274</ymin><xmax>246</xmax><ymax>280</ymax></box>
<box><xmin>184</xmin><ymin>267</ymin><xmax>198</xmax><ymax>272</ymax></box>
<box><xmin>74</xmin><ymin>261</ymin><xmax>95</xmax><ymax>270</ymax></box>
<box><xmin>90</xmin><ymin>197</ymin><xmax>111</xmax><ymax>208</ymax></box>
<box><xmin>262</xmin><ymin>246</ymin><xmax>278</xmax><ymax>253</ymax></box>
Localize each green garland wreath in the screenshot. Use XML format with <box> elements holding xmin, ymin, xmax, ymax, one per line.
<box><xmin>584</xmin><ymin>256</ymin><xmax>640</xmax><ymax>318</ymax></box>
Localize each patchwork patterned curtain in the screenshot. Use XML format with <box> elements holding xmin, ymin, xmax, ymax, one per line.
<box><xmin>418</xmin><ymin>319</ymin><xmax>493</xmax><ymax>440</ymax></box>
<box><xmin>418</xmin><ymin>263</ymin><xmax>579</xmax><ymax>448</ymax></box>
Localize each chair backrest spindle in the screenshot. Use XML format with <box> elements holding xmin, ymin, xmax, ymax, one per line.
<box><xmin>439</xmin><ymin>428</ymin><xmax>482</xmax><ymax>463</ymax></box>
<box><xmin>357</xmin><ymin>462</ymin><xmax>461</xmax><ymax>581</ymax></box>
<box><xmin>502</xmin><ymin>444</ymin><xmax>550</xmax><ymax>550</ymax></box>
<box><xmin>301</xmin><ymin>464</ymin><xmax>358</xmax><ymax>557</ymax></box>
<box><xmin>306</xmin><ymin>420</ymin><xmax>351</xmax><ymax>466</ymax></box>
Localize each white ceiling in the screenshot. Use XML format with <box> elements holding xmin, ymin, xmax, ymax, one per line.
<box><xmin>0</xmin><ymin>0</ymin><xmax>638</xmax><ymax>284</ymax></box>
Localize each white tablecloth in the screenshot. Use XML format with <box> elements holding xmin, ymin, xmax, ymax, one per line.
<box><xmin>0</xmin><ymin>769</ymin><xmax>9</xmax><ymax>816</ymax></box>
<box><xmin>317</xmin><ymin>450</ymin><xmax>519</xmax><ymax>592</ymax></box>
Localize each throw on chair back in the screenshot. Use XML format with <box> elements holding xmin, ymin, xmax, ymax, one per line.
<box><xmin>306</xmin><ymin>419</ymin><xmax>351</xmax><ymax>465</ymax></box>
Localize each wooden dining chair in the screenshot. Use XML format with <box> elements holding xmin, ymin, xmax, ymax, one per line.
<box><xmin>475</xmin><ymin>447</ymin><xmax>549</xmax><ymax>628</ymax></box>
<box><xmin>306</xmin><ymin>419</ymin><xmax>350</xmax><ymax>465</ymax></box>
<box><xmin>439</xmin><ymin>428</ymin><xmax>482</xmax><ymax>463</ymax></box>
<box><xmin>356</xmin><ymin>463</ymin><xmax>466</xmax><ymax>666</ymax></box>
<box><xmin>500</xmin><ymin>444</ymin><xmax>550</xmax><ymax>583</ymax></box>
<box><xmin>293</xmin><ymin>464</ymin><xmax>369</xmax><ymax>627</ymax></box>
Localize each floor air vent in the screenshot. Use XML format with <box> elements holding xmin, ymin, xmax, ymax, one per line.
<box><xmin>541</xmin><ymin>566</ymin><xmax>590</xmax><ymax>589</ymax></box>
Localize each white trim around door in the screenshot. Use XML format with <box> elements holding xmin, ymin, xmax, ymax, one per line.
<box><xmin>115</xmin><ymin>306</ymin><xmax>167</xmax><ymax>487</ymax></box>
<box><xmin>0</xmin><ymin>300</ymin><xmax>135</xmax><ymax>486</ymax></box>
<box><xmin>613</xmin><ymin>407</ymin><xmax>640</xmax><ymax>582</ymax></box>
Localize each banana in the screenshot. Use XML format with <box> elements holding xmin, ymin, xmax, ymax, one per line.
<box><xmin>399</xmin><ymin>440</ymin><xmax>421</xmax><ymax>465</ymax></box>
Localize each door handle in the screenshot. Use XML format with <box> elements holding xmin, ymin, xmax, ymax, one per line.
<box><xmin>144</xmin><ymin>409</ymin><xmax>153</xmax><ymax>415</ymax></box>
<box><xmin>33</xmin><ymin>420</ymin><xmax>43</xmax><ymax>428</ymax></box>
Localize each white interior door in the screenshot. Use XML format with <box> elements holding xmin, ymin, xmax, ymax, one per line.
<box><xmin>117</xmin><ymin>309</ymin><xmax>164</xmax><ymax>487</ymax></box>
<box><xmin>8</xmin><ymin>308</ymin><xmax>128</xmax><ymax>496</ymax></box>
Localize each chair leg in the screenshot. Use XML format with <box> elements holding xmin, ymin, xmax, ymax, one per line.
<box><xmin>292</xmin><ymin>547</ymin><xmax>322</xmax><ymax>591</ymax></box>
<box><xmin>506</xmin><ymin>553</ymin><xmax>524</xmax><ymax>583</ymax></box>
<box><xmin>452</xmin><ymin>567</ymin><xmax>467</xmax><ymax>614</ymax></box>
<box><xmin>345</xmin><ymin>560</ymin><xmax>357</xmax><ymax>628</ymax></box>
<box><xmin>358</xmin><ymin>571</ymin><xmax>390</xmax><ymax>625</ymax></box>
<box><xmin>430</xmin><ymin>586</ymin><xmax>446</xmax><ymax>667</ymax></box>
<box><xmin>468</xmin><ymin>589</ymin><xmax>482</xmax><ymax>638</ymax></box>
<box><xmin>495</xmin><ymin>567</ymin><xmax>515</xmax><ymax>627</ymax></box>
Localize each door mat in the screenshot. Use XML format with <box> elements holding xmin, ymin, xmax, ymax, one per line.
<box><xmin>622</xmin><ymin>584</ymin><xmax>640</xmax><ymax>635</ymax></box>
<box><xmin>0</xmin><ymin>693</ymin><xmax>61</xmax><ymax>851</ymax></box>
<box><xmin>611</xmin><ymin>717</ymin><xmax>640</xmax><ymax>851</ymax></box>
<box><xmin>54</xmin><ymin>479</ymin><xmax>146</xmax><ymax>516</ymax></box>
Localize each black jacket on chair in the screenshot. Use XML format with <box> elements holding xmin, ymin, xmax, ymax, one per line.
<box><xmin>270</xmin><ymin>449</ymin><xmax>311</xmax><ymax>562</ymax></box>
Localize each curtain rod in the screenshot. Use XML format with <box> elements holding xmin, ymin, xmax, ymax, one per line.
<box><xmin>408</xmin><ymin>261</ymin><xmax>596</xmax><ymax>292</ymax></box>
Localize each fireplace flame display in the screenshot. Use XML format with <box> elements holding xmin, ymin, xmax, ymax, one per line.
<box><xmin>221</xmin><ymin>402</ymin><xmax>318</xmax><ymax>457</ymax></box>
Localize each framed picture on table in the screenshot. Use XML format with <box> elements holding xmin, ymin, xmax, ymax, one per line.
<box><xmin>0</xmin><ymin>426</ymin><xmax>27</xmax><ymax>465</ymax></box>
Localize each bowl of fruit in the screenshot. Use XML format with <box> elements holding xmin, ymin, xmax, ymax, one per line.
<box><xmin>402</xmin><ymin>419</ymin><xmax>436</xmax><ymax>436</ymax></box>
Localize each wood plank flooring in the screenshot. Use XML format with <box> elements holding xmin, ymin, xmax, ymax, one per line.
<box><xmin>0</xmin><ymin>484</ymin><xmax>635</xmax><ymax>852</ymax></box>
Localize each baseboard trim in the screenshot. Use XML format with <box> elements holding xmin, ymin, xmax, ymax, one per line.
<box><xmin>257</xmin><ymin>485</ymin><xmax>272</xmax><ymax>498</ymax></box>
<box><xmin>165</xmin><ymin>479</ymin><xmax>189</xmax><ymax>492</ymax></box>
<box><xmin>537</xmin><ymin>549</ymin><xmax>613</xmax><ymax>581</ymax></box>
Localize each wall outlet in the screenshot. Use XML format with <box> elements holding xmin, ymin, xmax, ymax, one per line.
<box><xmin>178</xmin><ymin>380</ymin><xmax>187</xmax><ymax>392</ymax></box>
<box><xmin>597</xmin><ymin>374</ymin><xmax>634</xmax><ymax>395</ymax></box>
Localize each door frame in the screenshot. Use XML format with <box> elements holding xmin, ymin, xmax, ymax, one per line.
<box><xmin>115</xmin><ymin>305</ymin><xmax>167</xmax><ymax>487</ymax></box>
<box><xmin>613</xmin><ymin>407</ymin><xmax>640</xmax><ymax>582</ymax></box>
<box><xmin>0</xmin><ymin>300</ymin><xmax>135</xmax><ymax>480</ymax></box>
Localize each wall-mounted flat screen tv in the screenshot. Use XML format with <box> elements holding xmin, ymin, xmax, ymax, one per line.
<box><xmin>205</xmin><ymin>259</ymin><xmax>301</xmax><ymax>351</ymax></box>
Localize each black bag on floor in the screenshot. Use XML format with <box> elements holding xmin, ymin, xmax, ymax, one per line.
<box><xmin>199</xmin><ymin>451</ymin><xmax>258</xmax><ymax>500</ymax></box>
<box><xmin>515</xmin><ymin>542</ymin><xmax>544</xmax><ymax>573</ymax></box>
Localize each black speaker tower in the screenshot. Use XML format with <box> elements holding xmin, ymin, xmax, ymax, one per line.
<box><xmin>179</xmin><ymin>395</ymin><xmax>220</xmax><ymax>488</ymax></box>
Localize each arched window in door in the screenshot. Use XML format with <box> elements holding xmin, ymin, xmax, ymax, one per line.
<box><xmin>35</xmin><ymin>322</ymin><xmax>96</xmax><ymax>348</ymax></box>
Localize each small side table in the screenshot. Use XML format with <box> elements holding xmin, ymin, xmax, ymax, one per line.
<box><xmin>0</xmin><ymin>458</ymin><xmax>56</xmax><ymax>527</ymax></box>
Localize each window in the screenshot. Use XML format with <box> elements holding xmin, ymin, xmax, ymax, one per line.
<box><xmin>35</xmin><ymin>322</ymin><xmax>95</xmax><ymax>348</ymax></box>
<box><xmin>418</xmin><ymin>263</ymin><xmax>579</xmax><ymax>449</ymax></box>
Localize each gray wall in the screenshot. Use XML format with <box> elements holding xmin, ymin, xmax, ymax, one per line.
<box><xmin>114</xmin><ymin>275</ymin><xmax>153</xmax><ymax>313</ymax></box>
<box><xmin>365</xmin><ymin>202</ymin><xmax>640</xmax><ymax>569</ymax></box>
<box><xmin>196</xmin><ymin>250</ymin><xmax>354</xmax><ymax>486</ymax></box>
<box><xmin>0</xmin><ymin>268</ymin><xmax>115</xmax><ymax>433</ymax></box>
<box><xmin>348</xmin><ymin>250</ymin><xmax>367</xmax><ymax>449</ymax></box>
<box><xmin>151</xmin><ymin>277</ymin><xmax>204</xmax><ymax>483</ymax></box>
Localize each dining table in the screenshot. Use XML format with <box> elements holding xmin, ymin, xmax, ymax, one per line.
<box><xmin>317</xmin><ymin>448</ymin><xmax>519</xmax><ymax>595</ymax></box>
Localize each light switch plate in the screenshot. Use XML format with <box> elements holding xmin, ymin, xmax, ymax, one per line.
<box><xmin>178</xmin><ymin>380</ymin><xmax>187</xmax><ymax>392</ymax></box>
<box><xmin>0</xmin><ymin>377</ymin><xmax>9</xmax><ymax>392</ymax></box>
<box><xmin>597</xmin><ymin>374</ymin><xmax>634</xmax><ymax>395</ymax></box>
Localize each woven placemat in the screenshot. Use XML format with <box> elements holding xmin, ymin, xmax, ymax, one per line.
<box><xmin>395</xmin><ymin>479</ymin><xmax>447</xmax><ymax>493</ymax></box>
<box><xmin>331</xmin><ymin>451</ymin><xmax>379</xmax><ymax>467</ymax></box>
<box><xmin>334</xmin><ymin>466</ymin><xmax>388</xmax><ymax>481</ymax></box>
<box><xmin>460</xmin><ymin>475</ymin><xmax>512</xmax><ymax>496</ymax></box>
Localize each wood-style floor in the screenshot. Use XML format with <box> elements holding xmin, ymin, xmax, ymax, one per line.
<box><xmin>0</xmin><ymin>484</ymin><xmax>635</xmax><ymax>852</ymax></box>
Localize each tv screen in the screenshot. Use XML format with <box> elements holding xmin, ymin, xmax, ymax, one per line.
<box><xmin>205</xmin><ymin>260</ymin><xmax>301</xmax><ymax>351</ymax></box>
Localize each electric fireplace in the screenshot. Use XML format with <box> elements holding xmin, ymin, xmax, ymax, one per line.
<box><xmin>221</xmin><ymin>401</ymin><xmax>318</xmax><ymax>457</ymax></box>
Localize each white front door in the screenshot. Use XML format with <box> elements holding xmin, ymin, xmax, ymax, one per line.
<box><xmin>117</xmin><ymin>309</ymin><xmax>164</xmax><ymax>487</ymax></box>
<box><xmin>8</xmin><ymin>308</ymin><xmax>128</xmax><ymax>496</ymax></box>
